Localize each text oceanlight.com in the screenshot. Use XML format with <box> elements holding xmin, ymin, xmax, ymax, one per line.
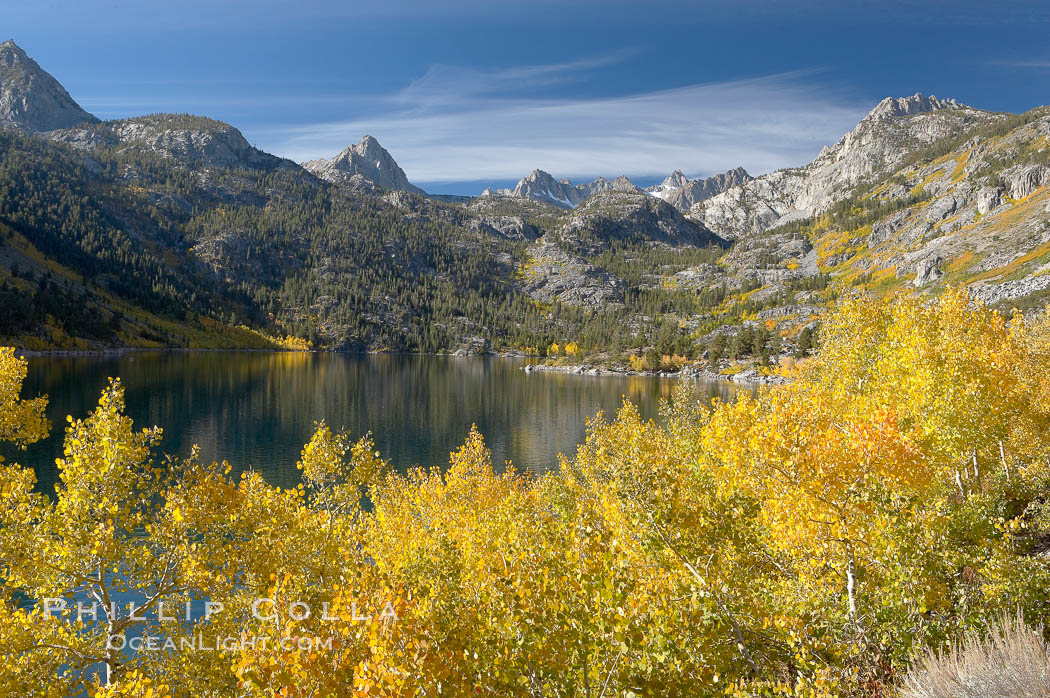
<box><xmin>109</xmin><ymin>634</ymin><xmax>335</xmax><ymax>653</ymax></box>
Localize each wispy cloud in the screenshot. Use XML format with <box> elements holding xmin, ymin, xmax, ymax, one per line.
<box><xmin>75</xmin><ymin>94</ymin><xmax>364</xmax><ymax>112</ymax></box>
<box><xmin>390</xmin><ymin>52</ymin><xmax>637</xmax><ymax>109</ymax></box>
<box><xmin>254</xmin><ymin>62</ymin><xmax>871</xmax><ymax>188</ymax></box>
<box><xmin>991</xmin><ymin>59</ymin><xmax>1050</xmax><ymax>69</ymax></box>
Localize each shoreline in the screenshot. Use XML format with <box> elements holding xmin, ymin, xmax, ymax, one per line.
<box><xmin>520</xmin><ymin>361</ymin><xmax>789</xmax><ymax>385</ymax></box>
<box><xmin>12</xmin><ymin>346</ymin><xmax>536</xmax><ymax>359</ymax></box>
<box><xmin>11</xmin><ymin>346</ymin><xmax>787</xmax><ymax>385</ymax></box>
<box><xmin>13</xmin><ymin>346</ymin><xmax>302</xmax><ymax>358</ymax></box>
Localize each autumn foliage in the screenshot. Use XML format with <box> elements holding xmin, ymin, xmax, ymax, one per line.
<box><xmin>2</xmin><ymin>289</ymin><xmax>1050</xmax><ymax>696</ymax></box>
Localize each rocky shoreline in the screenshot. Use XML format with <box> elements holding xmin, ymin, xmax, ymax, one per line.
<box><xmin>521</xmin><ymin>361</ymin><xmax>789</xmax><ymax>385</ymax></box>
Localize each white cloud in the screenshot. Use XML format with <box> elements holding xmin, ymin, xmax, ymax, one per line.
<box><xmin>253</xmin><ymin>65</ymin><xmax>872</xmax><ymax>188</ymax></box>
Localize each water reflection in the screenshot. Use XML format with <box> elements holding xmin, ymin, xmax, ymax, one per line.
<box><xmin>11</xmin><ymin>352</ymin><xmax>739</xmax><ymax>491</ymax></box>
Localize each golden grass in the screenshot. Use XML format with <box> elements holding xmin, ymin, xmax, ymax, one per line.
<box><xmin>900</xmin><ymin>612</ymin><xmax>1050</xmax><ymax>698</ymax></box>
<box><xmin>949</xmin><ymin>149</ymin><xmax>973</xmax><ymax>183</ymax></box>
<box><xmin>969</xmin><ymin>239</ymin><xmax>1050</xmax><ymax>285</ymax></box>
<box><xmin>946</xmin><ymin>250</ymin><xmax>979</xmax><ymax>274</ymax></box>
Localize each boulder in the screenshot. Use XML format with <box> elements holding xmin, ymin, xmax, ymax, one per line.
<box><xmin>913</xmin><ymin>256</ymin><xmax>944</xmax><ymax>286</ymax></box>
<box><xmin>976</xmin><ymin>186</ymin><xmax>1003</xmax><ymax>214</ymax></box>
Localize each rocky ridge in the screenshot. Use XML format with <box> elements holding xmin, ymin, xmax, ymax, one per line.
<box><xmin>659</xmin><ymin>167</ymin><xmax>753</xmax><ymax>212</ymax></box>
<box><xmin>520</xmin><ymin>241</ymin><xmax>625</xmax><ymax>307</ymax></box>
<box><xmin>487</xmin><ymin>165</ymin><xmax>752</xmax><ymax>212</ymax></box>
<box><xmin>555</xmin><ymin>190</ymin><xmax>725</xmax><ymax>253</ymax></box>
<box><xmin>49</xmin><ymin>114</ymin><xmax>298</xmax><ymax>172</ymax></box>
<box><xmin>482</xmin><ymin>169</ymin><xmax>642</xmax><ymax>208</ymax></box>
<box><xmin>690</xmin><ymin>93</ymin><xmax>993</xmax><ymax>240</ymax></box>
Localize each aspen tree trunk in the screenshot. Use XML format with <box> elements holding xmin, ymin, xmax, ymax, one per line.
<box><xmin>999</xmin><ymin>440</ymin><xmax>1010</xmax><ymax>482</ymax></box>
<box><xmin>104</xmin><ymin>620</ymin><xmax>122</xmax><ymax>686</ymax></box>
<box><xmin>846</xmin><ymin>545</ymin><xmax>858</xmax><ymax>623</ymax></box>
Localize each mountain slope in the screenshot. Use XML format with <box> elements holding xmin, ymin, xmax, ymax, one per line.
<box><xmin>674</xmin><ymin>102</ymin><xmax>1050</xmax><ymax>363</ymax></box>
<box><xmin>556</xmin><ymin>190</ymin><xmax>725</xmax><ymax>253</ymax></box>
<box><xmin>691</xmin><ymin>94</ymin><xmax>993</xmax><ymax>240</ymax></box>
<box><xmin>805</xmin><ymin>106</ymin><xmax>1050</xmax><ymax>305</ymax></box>
<box><xmin>0</xmin><ymin>40</ymin><xmax>98</xmax><ymax>133</ymax></box>
<box><xmin>303</xmin><ymin>135</ymin><xmax>425</xmax><ymax>195</ymax></box>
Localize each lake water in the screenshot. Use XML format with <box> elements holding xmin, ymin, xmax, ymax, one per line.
<box><xmin>9</xmin><ymin>352</ymin><xmax>739</xmax><ymax>492</ymax></box>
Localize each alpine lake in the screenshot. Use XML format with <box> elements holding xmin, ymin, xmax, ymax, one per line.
<box><xmin>9</xmin><ymin>351</ymin><xmax>740</xmax><ymax>492</ymax></box>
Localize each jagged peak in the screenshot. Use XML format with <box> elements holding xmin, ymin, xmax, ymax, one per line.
<box><xmin>865</xmin><ymin>92</ymin><xmax>970</xmax><ymax>122</ymax></box>
<box><xmin>355</xmin><ymin>134</ymin><xmax>385</xmax><ymax>156</ymax></box>
<box><xmin>660</xmin><ymin>170</ymin><xmax>690</xmax><ymax>188</ymax></box>
<box><xmin>326</xmin><ymin>136</ymin><xmax>398</xmax><ymax>168</ymax></box>
<box><xmin>333</xmin><ymin>135</ymin><xmax>383</xmax><ymax>157</ymax></box>
<box><xmin>304</xmin><ymin>134</ymin><xmax>424</xmax><ymax>195</ymax></box>
<box><xmin>0</xmin><ymin>40</ymin><xmax>30</xmax><ymax>63</ymax></box>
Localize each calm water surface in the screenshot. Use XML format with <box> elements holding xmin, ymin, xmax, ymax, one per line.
<box><xmin>11</xmin><ymin>352</ymin><xmax>739</xmax><ymax>491</ymax></box>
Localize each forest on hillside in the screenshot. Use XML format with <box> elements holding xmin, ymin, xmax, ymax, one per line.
<box><xmin>0</xmin><ymin>128</ymin><xmax>769</xmax><ymax>356</ymax></box>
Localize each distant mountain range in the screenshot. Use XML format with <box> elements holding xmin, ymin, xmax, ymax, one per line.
<box><xmin>2</xmin><ymin>38</ymin><xmax>1050</xmax><ymax>365</ymax></box>
<box><xmin>646</xmin><ymin>167</ymin><xmax>753</xmax><ymax>211</ymax></box>
<box><xmin>482</xmin><ymin>170</ymin><xmax>640</xmax><ymax>207</ymax></box>
<box><xmin>0</xmin><ymin>38</ymin><xmax>763</xmax><ymax>214</ymax></box>
<box><xmin>479</xmin><ymin>166</ymin><xmax>753</xmax><ymax>212</ymax></box>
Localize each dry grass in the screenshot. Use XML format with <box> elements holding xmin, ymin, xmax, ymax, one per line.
<box><xmin>900</xmin><ymin>613</ymin><xmax>1050</xmax><ymax>698</ymax></box>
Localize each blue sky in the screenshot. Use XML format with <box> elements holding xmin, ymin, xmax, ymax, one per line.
<box><xmin>7</xmin><ymin>0</ymin><xmax>1050</xmax><ymax>193</ymax></box>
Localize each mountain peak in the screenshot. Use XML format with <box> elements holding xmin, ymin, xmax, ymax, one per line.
<box><xmin>485</xmin><ymin>171</ymin><xmax>642</xmax><ymax>208</ymax></box>
<box><xmin>304</xmin><ymin>135</ymin><xmax>425</xmax><ymax>195</ymax></box>
<box><xmin>0</xmin><ymin>40</ymin><xmax>98</xmax><ymax>132</ymax></box>
<box><xmin>645</xmin><ymin>170</ymin><xmax>689</xmax><ymax>199</ymax></box>
<box><xmin>865</xmin><ymin>92</ymin><xmax>969</xmax><ymax>121</ymax></box>
<box><xmin>653</xmin><ymin>167</ymin><xmax>752</xmax><ymax>209</ymax></box>
<box><xmin>811</xmin><ymin>92</ymin><xmax>979</xmax><ymax>167</ymax></box>
<box><xmin>355</xmin><ymin>134</ymin><xmax>384</xmax><ymax>156</ymax></box>
<box><xmin>662</xmin><ymin>170</ymin><xmax>689</xmax><ymax>189</ymax></box>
